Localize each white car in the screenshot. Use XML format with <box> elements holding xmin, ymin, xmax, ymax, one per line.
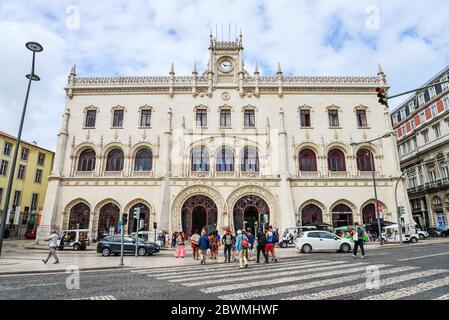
<box><xmin>295</xmin><ymin>231</ymin><xmax>353</xmax><ymax>254</ymax></box>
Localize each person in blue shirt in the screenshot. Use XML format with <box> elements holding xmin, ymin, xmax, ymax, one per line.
<box><xmin>235</xmin><ymin>229</ymin><xmax>249</xmax><ymax>269</ymax></box>
<box><xmin>245</xmin><ymin>228</ymin><xmax>255</xmax><ymax>261</ymax></box>
<box><xmin>198</xmin><ymin>231</ymin><xmax>210</xmax><ymax>265</ymax></box>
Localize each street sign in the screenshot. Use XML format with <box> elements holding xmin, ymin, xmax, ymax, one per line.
<box><xmin>139</xmin><ymin>219</ymin><xmax>144</xmax><ymax>229</ymax></box>
<box><xmin>13</xmin><ymin>207</ymin><xmax>21</xmax><ymax>225</ymax></box>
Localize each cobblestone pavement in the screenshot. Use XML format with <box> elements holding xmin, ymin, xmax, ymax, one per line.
<box><xmin>1</xmin><ymin>240</ymin><xmax>449</xmax><ymax>300</ymax></box>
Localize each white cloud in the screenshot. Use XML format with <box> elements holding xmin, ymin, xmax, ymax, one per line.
<box><xmin>0</xmin><ymin>0</ymin><xmax>448</xmax><ymax>150</ymax></box>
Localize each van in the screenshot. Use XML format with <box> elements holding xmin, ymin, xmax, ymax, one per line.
<box><xmin>59</xmin><ymin>229</ymin><xmax>90</xmax><ymax>251</ymax></box>
<box><xmin>381</xmin><ymin>224</ymin><xmax>419</xmax><ymax>243</ymax></box>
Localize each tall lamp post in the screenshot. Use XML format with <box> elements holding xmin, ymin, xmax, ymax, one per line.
<box><xmin>0</xmin><ymin>42</ymin><xmax>43</xmax><ymax>257</ymax></box>
<box><xmin>351</xmin><ymin>132</ymin><xmax>393</xmax><ymax>245</ymax></box>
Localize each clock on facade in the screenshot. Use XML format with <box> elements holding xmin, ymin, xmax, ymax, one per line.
<box><xmin>219</xmin><ymin>59</ymin><xmax>233</xmax><ymax>72</ymax></box>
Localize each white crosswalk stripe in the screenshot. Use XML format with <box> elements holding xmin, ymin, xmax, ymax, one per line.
<box><xmin>152</xmin><ymin>260</ymin><xmax>319</xmax><ymax>280</ymax></box>
<box><xmin>286</xmin><ymin>268</ymin><xmax>445</xmax><ymax>300</ymax></box>
<box><xmin>363</xmin><ymin>273</ymin><xmax>449</xmax><ymax>300</ymax></box>
<box><xmin>199</xmin><ymin>262</ymin><xmax>365</xmax><ymax>293</ymax></box>
<box><xmin>163</xmin><ymin>260</ymin><xmax>329</xmax><ymax>282</ymax></box>
<box><xmin>71</xmin><ymin>295</ymin><xmax>116</xmax><ymax>300</ymax></box>
<box><xmin>434</xmin><ymin>293</ymin><xmax>449</xmax><ymax>300</ymax></box>
<box><xmin>218</xmin><ymin>264</ymin><xmax>409</xmax><ymax>300</ymax></box>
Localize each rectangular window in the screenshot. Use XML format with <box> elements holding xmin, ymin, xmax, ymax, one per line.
<box><xmin>409</xmin><ymin>101</ymin><xmax>416</xmax><ymax>110</ymax></box>
<box><xmin>441</xmin><ymin>163</ymin><xmax>449</xmax><ymax>179</ymax></box>
<box><xmin>34</xmin><ymin>169</ymin><xmax>42</xmax><ymax>184</ymax></box>
<box><xmin>21</xmin><ymin>147</ymin><xmax>29</xmax><ymax>161</ymax></box>
<box><xmin>406</xmin><ymin>140</ymin><xmax>411</xmax><ymax>153</ymax></box>
<box><xmin>328</xmin><ymin>110</ymin><xmax>339</xmax><ymax>127</ymax></box>
<box><xmin>17</xmin><ymin>164</ymin><xmax>26</xmax><ymax>180</ymax></box>
<box><xmin>85</xmin><ymin>110</ymin><xmax>97</xmax><ymax>128</ymax></box>
<box><xmin>419</xmin><ymin>112</ymin><xmax>426</xmax><ymax>124</ymax></box>
<box><xmin>444</xmin><ymin>96</ymin><xmax>449</xmax><ymax>110</ymax></box>
<box><xmin>196</xmin><ymin>109</ymin><xmax>207</xmax><ymax>127</ymax></box>
<box><xmin>37</xmin><ymin>152</ymin><xmax>45</xmax><ymax>165</ymax></box>
<box><xmin>140</xmin><ymin>109</ymin><xmax>152</xmax><ymax>127</ymax></box>
<box><xmin>13</xmin><ymin>190</ymin><xmax>21</xmax><ymax>207</ymax></box>
<box><xmin>400</xmin><ymin>109</ymin><xmax>406</xmax><ymax>119</ymax></box>
<box><xmin>422</xmin><ymin>130</ymin><xmax>429</xmax><ymax>143</ymax></box>
<box><xmin>434</xmin><ymin>124</ymin><xmax>441</xmax><ymax>138</ymax></box>
<box><xmin>112</xmin><ymin>110</ymin><xmax>124</xmax><ymax>127</ymax></box>
<box><xmin>411</xmin><ymin>119</ymin><xmax>416</xmax><ymax>130</ymax></box>
<box><xmin>431</xmin><ymin>105</ymin><xmax>437</xmax><ymax>117</ymax></box>
<box><xmin>418</xmin><ymin>93</ymin><xmax>425</xmax><ymax>106</ymax></box>
<box><xmin>31</xmin><ymin>193</ymin><xmax>38</xmax><ymax>210</ymax></box>
<box><xmin>429</xmin><ymin>86</ymin><xmax>437</xmax><ymax>99</ymax></box>
<box><xmin>356</xmin><ymin>109</ymin><xmax>368</xmax><ymax>127</ymax></box>
<box><xmin>3</xmin><ymin>142</ymin><xmax>12</xmax><ymax>156</ymax></box>
<box><xmin>442</xmin><ymin>76</ymin><xmax>449</xmax><ymax>91</ymax></box>
<box><xmin>412</xmin><ymin>137</ymin><xmax>417</xmax><ymax>150</ymax></box>
<box><xmin>244</xmin><ymin>109</ymin><xmax>255</xmax><ymax>128</ymax></box>
<box><xmin>220</xmin><ymin>109</ymin><xmax>231</xmax><ymax>128</ymax></box>
<box><xmin>0</xmin><ymin>160</ymin><xmax>8</xmax><ymax>176</ymax></box>
<box><xmin>404</xmin><ymin>106</ymin><xmax>410</xmax><ymax>117</ymax></box>
<box><xmin>300</xmin><ymin>110</ymin><xmax>311</xmax><ymax>127</ymax></box>
<box><xmin>428</xmin><ymin>166</ymin><xmax>436</xmax><ymax>182</ymax></box>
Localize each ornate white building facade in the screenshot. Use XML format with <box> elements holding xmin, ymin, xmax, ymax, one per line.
<box><xmin>37</xmin><ymin>34</ymin><xmax>412</xmax><ymax>241</ymax></box>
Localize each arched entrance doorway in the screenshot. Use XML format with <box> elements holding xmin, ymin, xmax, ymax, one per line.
<box><xmin>362</xmin><ymin>203</ymin><xmax>376</xmax><ymax>224</ymax></box>
<box><xmin>181</xmin><ymin>195</ymin><xmax>217</xmax><ymax>237</ymax></box>
<box><xmin>69</xmin><ymin>203</ymin><xmax>90</xmax><ymax>230</ymax></box>
<box><xmin>233</xmin><ymin>195</ymin><xmax>270</xmax><ymax>234</ymax></box>
<box><xmin>98</xmin><ymin>203</ymin><xmax>120</xmax><ymax>239</ymax></box>
<box><xmin>301</xmin><ymin>204</ymin><xmax>323</xmax><ymax>225</ymax></box>
<box><xmin>128</xmin><ymin>203</ymin><xmax>150</xmax><ymax>234</ymax></box>
<box><xmin>332</xmin><ymin>204</ymin><xmax>353</xmax><ymax>227</ymax></box>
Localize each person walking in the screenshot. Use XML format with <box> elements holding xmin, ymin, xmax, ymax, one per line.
<box><xmin>353</xmin><ymin>222</ymin><xmax>366</xmax><ymax>259</ymax></box>
<box><xmin>209</xmin><ymin>230</ymin><xmax>219</xmax><ymax>260</ymax></box>
<box><xmin>190</xmin><ymin>229</ymin><xmax>200</xmax><ymax>260</ymax></box>
<box><xmin>222</xmin><ymin>229</ymin><xmax>234</xmax><ymax>263</ymax></box>
<box><xmin>42</xmin><ymin>229</ymin><xmax>60</xmax><ymax>264</ymax></box>
<box><xmin>198</xmin><ymin>230</ymin><xmax>210</xmax><ymax>264</ymax></box>
<box><xmin>171</xmin><ymin>232</ymin><xmax>178</xmax><ymax>248</ymax></box>
<box><xmin>265</xmin><ymin>226</ymin><xmax>278</xmax><ymax>263</ymax></box>
<box><xmin>256</xmin><ymin>228</ymin><xmax>268</xmax><ymax>263</ymax></box>
<box><xmin>174</xmin><ymin>232</ymin><xmax>186</xmax><ymax>258</ymax></box>
<box><xmin>235</xmin><ymin>229</ymin><xmax>249</xmax><ymax>269</ymax></box>
<box><xmin>246</xmin><ymin>228</ymin><xmax>255</xmax><ymax>261</ymax></box>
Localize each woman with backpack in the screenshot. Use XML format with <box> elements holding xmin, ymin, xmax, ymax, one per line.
<box><xmin>174</xmin><ymin>232</ymin><xmax>186</xmax><ymax>258</ymax></box>
<box><xmin>235</xmin><ymin>229</ymin><xmax>250</xmax><ymax>269</ymax></box>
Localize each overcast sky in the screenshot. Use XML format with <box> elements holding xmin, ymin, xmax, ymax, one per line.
<box><xmin>1</xmin><ymin>0</ymin><xmax>448</xmax><ymax>151</ymax></box>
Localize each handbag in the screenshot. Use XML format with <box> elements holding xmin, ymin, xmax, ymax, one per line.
<box><xmin>353</xmin><ymin>228</ymin><xmax>359</xmax><ymax>241</ymax></box>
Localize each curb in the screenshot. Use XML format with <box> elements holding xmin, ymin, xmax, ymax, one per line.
<box><xmin>0</xmin><ymin>265</ymin><xmax>130</xmax><ymax>276</ymax></box>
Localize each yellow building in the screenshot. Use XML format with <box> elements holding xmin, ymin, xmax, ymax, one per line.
<box><xmin>0</xmin><ymin>131</ymin><xmax>54</xmax><ymax>238</ymax></box>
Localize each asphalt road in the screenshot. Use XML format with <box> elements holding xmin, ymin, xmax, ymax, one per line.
<box><xmin>1</xmin><ymin>242</ymin><xmax>448</xmax><ymax>300</ymax></box>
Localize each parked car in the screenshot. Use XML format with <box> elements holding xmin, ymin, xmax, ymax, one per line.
<box><xmin>58</xmin><ymin>229</ymin><xmax>90</xmax><ymax>251</ymax></box>
<box><xmin>128</xmin><ymin>232</ymin><xmax>160</xmax><ymax>252</ymax></box>
<box><xmin>427</xmin><ymin>228</ymin><xmax>442</xmax><ymax>237</ymax></box>
<box><xmin>295</xmin><ymin>231</ymin><xmax>353</xmax><ymax>254</ymax></box>
<box><xmin>441</xmin><ymin>229</ymin><xmax>449</xmax><ymax>237</ymax></box>
<box><xmin>280</xmin><ymin>226</ymin><xmax>317</xmax><ymax>248</ymax></box>
<box><xmin>24</xmin><ymin>230</ymin><xmax>37</xmax><ymax>239</ymax></box>
<box><xmin>96</xmin><ymin>236</ymin><xmax>158</xmax><ymax>256</ymax></box>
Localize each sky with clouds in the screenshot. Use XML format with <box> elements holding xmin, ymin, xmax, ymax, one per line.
<box><xmin>1</xmin><ymin>0</ymin><xmax>448</xmax><ymax>150</ymax></box>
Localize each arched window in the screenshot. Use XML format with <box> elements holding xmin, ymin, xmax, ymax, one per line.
<box><xmin>328</xmin><ymin>149</ymin><xmax>346</xmax><ymax>171</ymax></box>
<box><xmin>134</xmin><ymin>148</ymin><xmax>153</xmax><ymax>171</ymax></box>
<box><xmin>332</xmin><ymin>204</ymin><xmax>353</xmax><ymax>227</ymax></box>
<box><xmin>216</xmin><ymin>148</ymin><xmax>234</xmax><ymax>172</ymax></box>
<box><xmin>433</xmin><ymin>196</ymin><xmax>442</xmax><ymax>207</ymax></box>
<box><xmin>241</xmin><ymin>147</ymin><xmax>259</xmax><ymax>172</ymax></box>
<box><xmin>106</xmin><ymin>148</ymin><xmax>124</xmax><ymax>171</ymax></box>
<box><xmin>69</xmin><ymin>203</ymin><xmax>90</xmax><ymax>230</ymax></box>
<box><xmin>299</xmin><ymin>149</ymin><xmax>317</xmax><ymax>171</ymax></box>
<box><xmin>78</xmin><ymin>149</ymin><xmax>96</xmax><ymax>171</ymax></box>
<box><xmin>191</xmin><ymin>147</ymin><xmax>209</xmax><ymax>171</ymax></box>
<box><xmin>357</xmin><ymin>149</ymin><xmax>375</xmax><ymax>171</ymax></box>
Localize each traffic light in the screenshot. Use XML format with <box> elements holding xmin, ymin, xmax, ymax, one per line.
<box><xmin>397</xmin><ymin>206</ymin><xmax>405</xmax><ymax>217</ymax></box>
<box><xmin>376</xmin><ymin>87</ymin><xmax>388</xmax><ymax>107</ymax></box>
<box><xmin>153</xmin><ymin>222</ymin><xmax>158</xmax><ymax>229</ymax></box>
<box><xmin>122</xmin><ymin>213</ymin><xmax>128</xmax><ymax>225</ymax></box>
<box><xmin>134</xmin><ymin>207</ymin><xmax>141</xmax><ymax>220</ymax></box>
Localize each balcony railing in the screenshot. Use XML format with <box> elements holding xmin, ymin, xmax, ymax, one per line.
<box><xmin>297</xmin><ymin>171</ymin><xmax>321</xmax><ymax>179</ymax></box>
<box><xmin>328</xmin><ymin>171</ymin><xmax>350</xmax><ymax>178</ymax></box>
<box><xmin>103</xmin><ymin>171</ymin><xmax>124</xmax><ymax>177</ymax></box>
<box><xmin>132</xmin><ymin>171</ymin><xmax>154</xmax><ymax>177</ymax></box>
<box><xmin>75</xmin><ymin>171</ymin><xmax>95</xmax><ymax>177</ymax></box>
<box><xmin>442</xmin><ymin>177</ymin><xmax>449</xmax><ymax>186</ymax></box>
<box><xmin>433</xmin><ymin>203</ymin><xmax>443</xmax><ymax>210</ymax></box>
<box><xmin>356</xmin><ymin>171</ymin><xmax>380</xmax><ymax>178</ymax></box>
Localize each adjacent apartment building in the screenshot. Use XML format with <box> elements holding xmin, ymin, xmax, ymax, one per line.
<box><xmin>0</xmin><ymin>131</ymin><xmax>54</xmax><ymax>238</ymax></box>
<box><xmin>391</xmin><ymin>65</ymin><xmax>449</xmax><ymax>230</ymax></box>
<box><xmin>38</xmin><ymin>33</ymin><xmax>412</xmax><ymax>241</ymax></box>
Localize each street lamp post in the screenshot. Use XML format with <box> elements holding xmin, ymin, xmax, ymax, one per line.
<box><xmin>351</xmin><ymin>133</ymin><xmax>392</xmax><ymax>246</ymax></box>
<box><xmin>0</xmin><ymin>42</ymin><xmax>43</xmax><ymax>257</ymax></box>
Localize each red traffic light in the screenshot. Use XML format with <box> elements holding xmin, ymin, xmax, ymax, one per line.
<box><xmin>376</xmin><ymin>87</ymin><xmax>385</xmax><ymax>94</ymax></box>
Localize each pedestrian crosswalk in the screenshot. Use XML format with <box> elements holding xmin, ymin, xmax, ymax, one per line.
<box><xmin>130</xmin><ymin>258</ymin><xmax>449</xmax><ymax>300</ymax></box>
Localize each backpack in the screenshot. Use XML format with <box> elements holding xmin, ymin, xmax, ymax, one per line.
<box><xmin>241</xmin><ymin>235</ymin><xmax>251</xmax><ymax>248</ymax></box>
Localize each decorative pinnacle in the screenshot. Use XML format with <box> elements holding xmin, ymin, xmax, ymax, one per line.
<box><xmin>170</xmin><ymin>62</ymin><xmax>175</xmax><ymax>75</ymax></box>
<box><xmin>377</xmin><ymin>63</ymin><xmax>384</xmax><ymax>75</ymax></box>
<box><xmin>192</xmin><ymin>62</ymin><xmax>197</xmax><ymax>74</ymax></box>
<box><xmin>254</xmin><ymin>63</ymin><xmax>259</xmax><ymax>75</ymax></box>
<box><xmin>277</xmin><ymin>62</ymin><xmax>283</xmax><ymax>75</ymax></box>
<box><xmin>70</xmin><ymin>64</ymin><xmax>76</xmax><ymax>76</ymax></box>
